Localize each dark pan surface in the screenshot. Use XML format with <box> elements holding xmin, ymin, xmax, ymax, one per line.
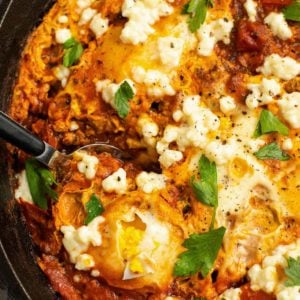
<box><xmin>0</xmin><ymin>0</ymin><xmax>56</xmax><ymax>299</ymax></box>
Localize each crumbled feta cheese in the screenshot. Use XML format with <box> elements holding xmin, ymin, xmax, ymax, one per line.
<box><xmin>219</xmin><ymin>287</ymin><xmax>241</xmax><ymax>300</ymax></box>
<box><xmin>91</xmin><ymin>269</ymin><xmax>100</xmax><ymax>277</ymax></box>
<box><xmin>89</xmin><ymin>14</ymin><xmax>109</xmax><ymax>38</ymax></box>
<box><xmin>120</xmin><ymin>0</ymin><xmax>174</xmax><ymax>45</ymax></box>
<box><xmin>102</xmin><ymin>168</ymin><xmax>127</xmax><ymax>194</ymax></box>
<box><xmin>264</xmin><ymin>12</ymin><xmax>292</xmax><ymax>40</ymax></box>
<box><xmin>248</xmin><ymin>264</ymin><xmax>278</xmax><ymax>293</ymax></box>
<box><xmin>132</xmin><ymin>66</ymin><xmax>175</xmax><ymax>97</ymax></box>
<box><xmin>158</xmin><ymin>36</ymin><xmax>184</xmax><ymax>68</ymax></box>
<box><xmin>197</xmin><ymin>18</ymin><xmax>234</xmax><ymax>56</ymax></box>
<box><xmin>248</xmin><ymin>240</ymin><xmax>300</xmax><ymax>298</ymax></box>
<box><xmin>173</xmin><ymin>110</ymin><xmax>183</xmax><ymax>122</ymax></box>
<box><xmin>79</xmin><ymin>8</ymin><xmax>97</xmax><ymax>25</ymax></box>
<box><xmin>15</xmin><ymin>170</ymin><xmax>33</xmax><ymax>203</ymax></box>
<box><xmin>58</xmin><ymin>15</ymin><xmax>69</xmax><ymax>24</ymax></box>
<box><xmin>257</xmin><ymin>54</ymin><xmax>300</xmax><ymax>81</ymax></box>
<box><xmin>246</xmin><ymin>78</ymin><xmax>281</xmax><ymax>109</ymax></box>
<box><xmin>278</xmin><ymin>92</ymin><xmax>300</xmax><ymax>129</ymax></box>
<box><xmin>156</xmin><ymin>95</ymin><xmax>220</xmax><ymax>168</ymax></box>
<box><xmin>136</xmin><ymin>172</ymin><xmax>166</xmax><ymax>193</ymax></box>
<box><xmin>70</xmin><ymin>121</ymin><xmax>79</xmax><ymax>131</ymax></box>
<box><xmin>220</xmin><ymin>96</ymin><xmax>236</xmax><ymax>115</ymax></box>
<box><xmin>137</xmin><ymin>116</ymin><xmax>159</xmax><ymax>147</ymax></box>
<box><xmin>244</xmin><ymin>0</ymin><xmax>257</xmax><ymax>22</ymax></box>
<box><xmin>76</xmin><ymin>151</ymin><xmax>99</xmax><ymax>179</ymax></box>
<box><xmin>77</xmin><ymin>0</ymin><xmax>93</xmax><ymax>11</ymax></box>
<box><xmin>54</xmin><ymin>65</ymin><xmax>70</xmax><ymax>87</ymax></box>
<box><xmin>61</xmin><ymin>216</ymin><xmax>104</xmax><ymax>270</ymax></box>
<box><xmin>55</xmin><ymin>28</ymin><xmax>72</xmax><ymax>44</ymax></box>
<box><xmin>75</xmin><ymin>254</ymin><xmax>95</xmax><ymax>271</ymax></box>
<box><xmin>205</xmin><ymin>139</ymin><xmax>238</xmax><ymax>165</ymax></box>
<box><xmin>159</xmin><ymin>149</ymin><xmax>183</xmax><ymax>168</ymax></box>
<box><xmin>282</xmin><ymin>138</ymin><xmax>293</xmax><ymax>151</ymax></box>
<box><xmin>95</xmin><ymin>79</ymin><xmax>136</xmax><ymax>110</ymax></box>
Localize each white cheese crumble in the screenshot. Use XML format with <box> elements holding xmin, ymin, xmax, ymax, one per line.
<box><xmin>15</xmin><ymin>170</ymin><xmax>33</xmax><ymax>204</ymax></box>
<box><xmin>132</xmin><ymin>66</ymin><xmax>175</xmax><ymax>97</ymax></box>
<box><xmin>137</xmin><ymin>116</ymin><xmax>159</xmax><ymax>147</ymax></box>
<box><xmin>197</xmin><ymin>18</ymin><xmax>234</xmax><ymax>56</ymax></box>
<box><xmin>157</xmin><ymin>95</ymin><xmax>220</xmax><ymax>168</ymax></box>
<box><xmin>219</xmin><ymin>287</ymin><xmax>241</xmax><ymax>300</ymax></box>
<box><xmin>158</xmin><ymin>36</ymin><xmax>184</xmax><ymax>69</ymax></box>
<box><xmin>95</xmin><ymin>79</ymin><xmax>136</xmax><ymax>110</ymax></box>
<box><xmin>244</xmin><ymin>0</ymin><xmax>257</xmax><ymax>22</ymax></box>
<box><xmin>58</xmin><ymin>15</ymin><xmax>69</xmax><ymax>24</ymax></box>
<box><xmin>257</xmin><ymin>54</ymin><xmax>300</xmax><ymax>81</ymax></box>
<box><xmin>79</xmin><ymin>8</ymin><xmax>97</xmax><ymax>25</ymax></box>
<box><xmin>76</xmin><ymin>151</ymin><xmax>99</xmax><ymax>180</ymax></box>
<box><xmin>102</xmin><ymin>168</ymin><xmax>127</xmax><ymax>194</ymax></box>
<box><xmin>248</xmin><ymin>240</ymin><xmax>300</xmax><ymax>298</ymax></box>
<box><xmin>278</xmin><ymin>92</ymin><xmax>300</xmax><ymax>129</ymax></box>
<box><xmin>70</xmin><ymin>121</ymin><xmax>79</xmax><ymax>131</ymax></box>
<box><xmin>54</xmin><ymin>65</ymin><xmax>70</xmax><ymax>87</ymax></box>
<box><xmin>245</xmin><ymin>78</ymin><xmax>281</xmax><ymax>109</ymax></box>
<box><xmin>220</xmin><ymin>96</ymin><xmax>236</xmax><ymax>115</ymax></box>
<box><xmin>264</xmin><ymin>12</ymin><xmax>292</xmax><ymax>40</ymax></box>
<box><xmin>136</xmin><ymin>171</ymin><xmax>166</xmax><ymax>193</ymax></box>
<box><xmin>89</xmin><ymin>14</ymin><xmax>109</xmax><ymax>38</ymax></box>
<box><xmin>282</xmin><ymin>138</ymin><xmax>293</xmax><ymax>151</ymax></box>
<box><xmin>61</xmin><ymin>216</ymin><xmax>104</xmax><ymax>271</ymax></box>
<box><xmin>76</xmin><ymin>0</ymin><xmax>93</xmax><ymax>11</ymax></box>
<box><xmin>55</xmin><ymin>28</ymin><xmax>72</xmax><ymax>44</ymax></box>
<box><xmin>120</xmin><ymin>0</ymin><xmax>174</xmax><ymax>45</ymax></box>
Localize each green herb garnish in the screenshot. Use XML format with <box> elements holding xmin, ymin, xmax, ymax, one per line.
<box><xmin>253</xmin><ymin>109</ymin><xmax>289</xmax><ymax>138</ymax></box>
<box><xmin>191</xmin><ymin>155</ymin><xmax>218</xmax><ymax>229</ymax></box>
<box><xmin>183</xmin><ymin>0</ymin><xmax>213</xmax><ymax>33</ymax></box>
<box><xmin>284</xmin><ymin>256</ymin><xmax>300</xmax><ymax>286</ymax></box>
<box><xmin>283</xmin><ymin>1</ymin><xmax>300</xmax><ymax>22</ymax></box>
<box><xmin>63</xmin><ymin>37</ymin><xmax>83</xmax><ymax>67</ymax></box>
<box><xmin>114</xmin><ymin>81</ymin><xmax>134</xmax><ymax>118</ymax></box>
<box><xmin>254</xmin><ymin>142</ymin><xmax>290</xmax><ymax>161</ymax></box>
<box><xmin>84</xmin><ymin>194</ymin><xmax>104</xmax><ymax>225</ymax></box>
<box><xmin>25</xmin><ymin>158</ymin><xmax>57</xmax><ymax>210</ymax></box>
<box><xmin>173</xmin><ymin>227</ymin><xmax>226</xmax><ymax>277</ymax></box>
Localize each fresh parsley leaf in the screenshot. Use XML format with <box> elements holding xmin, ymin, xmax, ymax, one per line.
<box><xmin>184</xmin><ymin>0</ymin><xmax>213</xmax><ymax>33</ymax></box>
<box><xmin>25</xmin><ymin>158</ymin><xmax>57</xmax><ymax>210</ymax></box>
<box><xmin>254</xmin><ymin>142</ymin><xmax>290</xmax><ymax>161</ymax></box>
<box><xmin>253</xmin><ymin>109</ymin><xmax>289</xmax><ymax>138</ymax></box>
<box><xmin>191</xmin><ymin>155</ymin><xmax>218</xmax><ymax>207</ymax></box>
<box><xmin>84</xmin><ymin>194</ymin><xmax>104</xmax><ymax>225</ymax></box>
<box><xmin>114</xmin><ymin>81</ymin><xmax>134</xmax><ymax>118</ymax></box>
<box><xmin>285</xmin><ymin>256</ymin><xmax>300</xmax><ymax>286</ymax></box>
<box><xmin>63</xmin><ymin>37</ymin><xmax>83</xmax><ymax>67</ymax></box>
<box><xmin>173</xmin><ymin>227</ymin><xmax>225</xmax><ymax>277</ymax></box>
<box><xmin>283</xmin><ymin>1</ymin><xmax>300</xmax><ymax>22</ymax></box>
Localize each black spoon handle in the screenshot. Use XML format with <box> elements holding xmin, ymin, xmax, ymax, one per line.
<box><xmin>0</xmin><ymin>111</ymin><xmax>45</xmax><ymax>156</ymax></box>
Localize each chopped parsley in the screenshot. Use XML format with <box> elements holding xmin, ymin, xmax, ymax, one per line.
<box><xmin>253</xmin><ymin>109</ymin><xmax>289</xmax><ymax>138</ymax></box>
<box><xmin>25</xmin><ymin>158</ymin><xmax>57</xmax><ymax>210</ymax></box>
<box><xmin>183</xmin><ymin>0</ymin><xmax>213</xmax><ymax>33</ymax></box>
<box><xmin>84</xmin><ymin>194</ymin><xmax>104</xmax><ymax>225</ymax></box>
<box><xmin>173</xmin><ymin>227</ymin><xmax>226</xmax><ymax>277</ymax></box>
<box><xmin>114</xmin><ymin>81</ymin><xmax>134</xmax><ymax>118</ymax></box>
<box><xmin>283</xmin><ymin>1</ymin><xmax>300</xmax><ymax>22</ymax></box>
<box><xmin>254</xmin><ymin>142</ymin><xmax>290</xmax><ymax>161</ymax></box>
<box><xmin>63</xmin><ymin>37</ymin><xmax>83</xmax><ymax>67</ymax></box>
<box><xmin>285</xmin><ymin>256</ymin><xmax>300</xmax><ymax>286</ymax></box>
<box><xmin>191</xmin><ymin>155</ymin><xmax>218</xmax><ymax>229</ymax></box>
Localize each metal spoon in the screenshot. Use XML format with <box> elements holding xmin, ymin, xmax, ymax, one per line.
<box><xmin>0</xmin><ymin>111</ymin><xmax>129</xmax><ymax>168</ymax></box>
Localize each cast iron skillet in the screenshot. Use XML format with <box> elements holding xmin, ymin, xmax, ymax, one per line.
<box><xmin>0</xmin><ymin>0</ymin><xmax>57</xmax><ymax>299</ymax></box>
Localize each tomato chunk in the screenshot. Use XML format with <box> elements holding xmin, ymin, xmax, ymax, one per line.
<box><xmin>236</xmin><ymin>21</ymin><xmax>268</xmax><ymax>52</ymax></box>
